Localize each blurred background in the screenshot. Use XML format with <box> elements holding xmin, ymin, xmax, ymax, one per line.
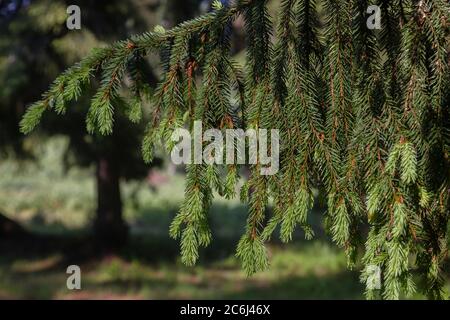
<box><xmin>0</xmin><ymin>0</ymin><xmax>448</xmax><ymax>299</ymax></box>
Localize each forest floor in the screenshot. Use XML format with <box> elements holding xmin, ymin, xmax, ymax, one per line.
<box><xmin>0</xmin><ymin>139</ymin><xmax>449</xmax><ymax>299</ymax></box>
<box><xmin>0</xmin><ymin>232</ymin><xmax>448</xmax><ymax>300</ymax></box>
<box><xmin>0</xmin><ymin>239</ymin><xmax>365</xmax><ymax>299</ymax></box>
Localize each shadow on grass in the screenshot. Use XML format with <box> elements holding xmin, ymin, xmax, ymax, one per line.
<box><xmin>220</xmin><ymin>272</ymin><xmax>364</xmax><ymax>300</ymax></box>
<box><xmin>0</xmin><ymin>252</ymin><xmax>363</xmax><ymax>300</ymax></box>
<box><xmin>0</xmin><ymin>201</ymin><xmax>329</xmax><ymax>267</ymax></box>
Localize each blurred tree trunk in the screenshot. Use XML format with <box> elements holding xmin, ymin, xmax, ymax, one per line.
<box><xmin>93</xmin><ymin>154</ymin><xmax>128</xmax><ymax>250</ymax></box>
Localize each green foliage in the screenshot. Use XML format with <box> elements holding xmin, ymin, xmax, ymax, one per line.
<box><xmin>20</xmin><ymin>102</ymin><xmax>47</xmax><ymax>134</ymax></box>
<box><xmin>21</xmin><ymin>0</ymin><xmax>450</xmax><ymax>299</ymax></box>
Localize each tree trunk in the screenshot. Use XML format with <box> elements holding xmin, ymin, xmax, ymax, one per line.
<box><xmin>93</xmin><ymin>154</ymin><xmax>128</xmax><ymax>250</ymax></box>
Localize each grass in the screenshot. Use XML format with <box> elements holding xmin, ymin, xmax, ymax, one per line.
<box><xmin>0</xmin><ymin>241</ymin><xmax>364</xmax><ymax>300</ymax></box>
<box><xmin>2</xmin><ymin>237</ymin><xmax>447</xmax><ymax>300</ymax></box>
